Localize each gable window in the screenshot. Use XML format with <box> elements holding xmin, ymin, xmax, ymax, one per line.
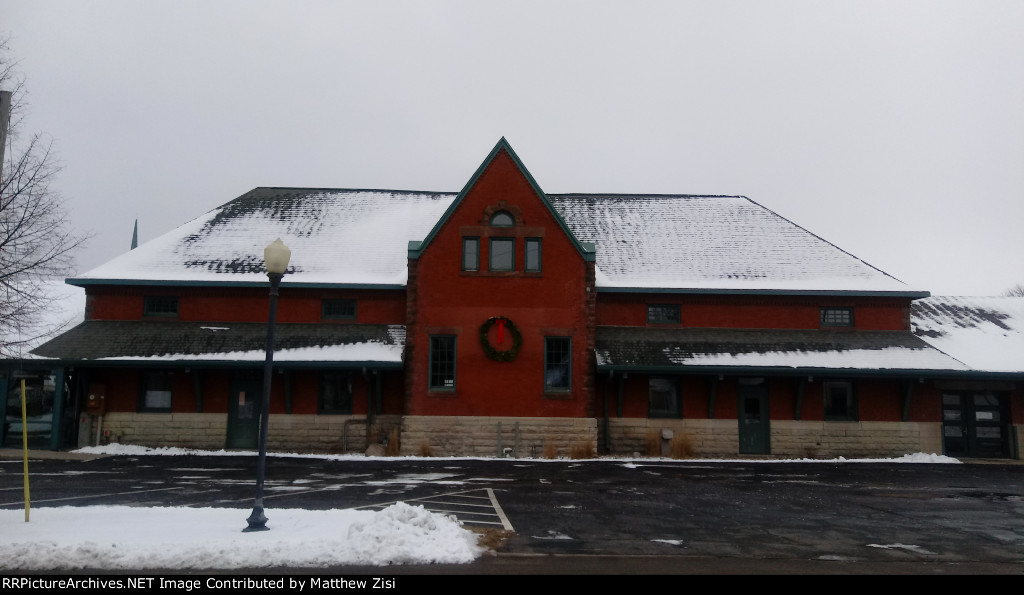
<box><xmin>821</xmin><ymin>307</ymin><xmax>854</xmax><ymax>327</ymax></box>
<box><xmin>322</xmin><ymin>299</ymin><xmax>356</xmax><ymax>320</ymax></box>
<box><xmin>525</xmin><ymin>238</ymin><xmax>542</xmax><ymax>272</ymax></box>
<box><xmin>144</xmin><ymin>296</ymin><xmax>179</xmax><ymax>318</ymax></box>
<box><xmin>429</xmin><ymin>336</ymin><xmax>456</xmax><ymax>391</ymax></box>
<box><xmin>138</xmin><ymin>371</ymin><xmax>173</xmax><ymax>412</ymax></box>
<box><xmin>489</xmin><ymin>238</ymin><xmax>515</xmax><ymax>272</ymax></box>
<box><xmin>647</xmin><ymin>304</ymin><xmax>681</xmax><ymax>325</ymax></box>
<box><xmin>490</xmin><ymin>211</ymin><xmax>515</xmax><ymax>227</ymax></box>
<box><xmin>544</xmin><ymin>337</ymin><xmax>571</xmax><ymax>391</ymax></box>
<box><xmin>649</xmin><ymin>377</ymin><xmax>681</xmax><ymax>418</ymax></box>
<box><xmin>319</xmin><ymin>372</ymin><xmax>353</xmax><ymax>414</ymax></box>
<box><xmin>823</xmin><ymin>380</ymin><xmax>857</xmax><ymax>421</ymax></box>
<box><xmin>462</xmin><ymin>237</ymin><xmax>480</xmax><ymax>271</ymax></box>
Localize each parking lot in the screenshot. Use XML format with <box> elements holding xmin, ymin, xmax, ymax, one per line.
<box><xmin>2</xmin><ymin>451</ymin><xmax>1023</xmax><ymax>574</ymax></box>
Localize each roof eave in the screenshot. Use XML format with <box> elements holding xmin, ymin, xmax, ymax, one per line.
<box><xmin>596</xmin><ymin>286</ymin><xmax>931</xmax><ymax>299</ymax></box>
<box><xmin>66</xmin><ymin>278</ymin><xmax>407</xmax><ymax>291</ymax></box>
<box><xmin>596</xmin><ymin>363</ymin><xmax>1020</xmax><ymax>378</ymax></box>
<box><xmin>26</xmin><ymin>358</ymin><xmax>404</xmax><ymax>370</ymax></box>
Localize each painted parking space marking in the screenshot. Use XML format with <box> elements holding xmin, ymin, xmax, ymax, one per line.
<box><xmin>355</xmin><ymin>488</ymin><xmax>514</xmax><ymax>531</ymax></box>
<box><xmin>0</xmin><ymin>486</ymin><xmax>184</xmax><ymax>507</ymax></box>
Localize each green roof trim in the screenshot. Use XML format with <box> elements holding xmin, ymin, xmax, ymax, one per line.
<box><xmin>595</xmin><ymin>363</ymin><xmax>1020</xmax><ymax>379</ymax></box>
<box><xmin>596</xmin><ymin>287</ymin><xmax>930</xmax><ymax>298</ymax></box>
<box><xmin>408</xmin><ymin>137</ymin><xmax>594</xmax><ymax>261</ymax></box>
<box><xmin>66</xmin><ymin>278</ymin><xmax>407</xmax><ymax>290</ymax></box>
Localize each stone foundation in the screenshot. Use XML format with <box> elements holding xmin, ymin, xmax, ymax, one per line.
<box><xmin>97</xmin><ymin>412</ymin><xmax>228</xmax><ymax>450</ymax></box>
<box><xmin>91</xmin><ymin>413</ymin><xmax>1012</xmax><ymax>459</ymax></box>
<box><xmin>399</xmin><ymin>415</ymin><xmax>597</xmax><ymax>458</ymax></box>
<box><xmin>96</xmin><ymin>412</ymin><xmax>405</xmax><ymax>453</ymax></box>
<box><xmin>604</xmin><ymin>418</ymin><xmax>944</xmax><ymax>459</ymax></box>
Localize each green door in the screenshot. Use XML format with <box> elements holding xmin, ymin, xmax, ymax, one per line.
<box><xmin>226</xmin><ymin>375</ymin><xmax>262</xmax><ymax>449</ymax></box>
<box><xmin>738</xmin><ymin>381</ymin><xmax>770</xmax><ymax>454</ymax></box>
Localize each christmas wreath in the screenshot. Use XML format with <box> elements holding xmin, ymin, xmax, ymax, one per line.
<box><xmin>479</xmin><ymin>316</ymin><xmax>522</xmax><ymax>362</ymax></box>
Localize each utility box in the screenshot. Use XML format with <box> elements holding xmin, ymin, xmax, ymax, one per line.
<box><xmin>86</xmin><ymin>384</ymin><xmax>107</xmax><ymax>414</ymax></box>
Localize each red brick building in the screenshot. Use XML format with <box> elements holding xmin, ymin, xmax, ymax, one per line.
<box><xmin>17</xmin><ymin>138</ymin><xmax>1024</xmax><ymax>459</ymax></box>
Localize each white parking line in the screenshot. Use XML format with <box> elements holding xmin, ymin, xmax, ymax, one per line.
<box><xmin>0</xmin><ymin>486</ymin><xmax>184</xmax><ymax>506</ymax></box>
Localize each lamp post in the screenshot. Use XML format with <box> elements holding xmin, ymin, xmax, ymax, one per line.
<box><xmin>244</xmin><ymin>238</ymin><xmax>291</xmax><ymax>532</ymax></box>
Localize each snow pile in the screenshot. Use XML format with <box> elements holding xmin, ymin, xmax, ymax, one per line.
<box><xmin>0</xmin><ymin>503</ymin><xmax>484</xmax><ymax>571</ymax></box>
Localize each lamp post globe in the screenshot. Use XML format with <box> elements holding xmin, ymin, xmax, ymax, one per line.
<box><xmin>244</xmin><ymin>238</ymin><xmax>290</xmax><ymax>532</ymax></box>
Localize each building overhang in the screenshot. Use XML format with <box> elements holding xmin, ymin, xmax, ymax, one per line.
<box><xmin>596</xmin><ymin>287</ymin><xmax>931</xmax><ymax>299</ymax></box>
<box><xmin>30</xmin><ymin>321</ymin><xmax>406</xmax><ymax>368</ymax></box>
<box><xmin>66</xmin><ymin>278</ymin><xmax>406</xmax><ymax>291</ymax></box>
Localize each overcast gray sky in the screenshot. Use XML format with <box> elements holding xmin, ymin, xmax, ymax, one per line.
<box><xmin>3</xmin><ymin>0</ymin><xmax>1022</xmax><ymax>296</ymax></box>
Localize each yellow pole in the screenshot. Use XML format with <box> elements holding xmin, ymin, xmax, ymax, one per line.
<box><xmin>21</xmin><ymin>379</ymin><xmax>30</xmax><ymax>522</ymax></box>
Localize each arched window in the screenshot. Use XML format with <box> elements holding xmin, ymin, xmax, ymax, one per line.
<box><xmin>490</xmin><ymin>211</ymin><xmax>515</xmax><ymax>227</ymax></box>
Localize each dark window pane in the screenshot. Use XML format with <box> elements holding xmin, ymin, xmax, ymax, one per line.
<box><xmin>525</xmin><ymin>239</ymin><xmax>541</xmax><ymax>272</ymax></box>
<box><xmin>820</xmin><ymin>307</ymin><xmax>853</xmax><ymax>327</ymax></box>
<box><xmin>649</xmin><ymin>377</ymin><xmax>680</xmax><ymax>418</ymax></box>
<box><xmin>462</xmin><ymin>238</ymin><xmax>479</xmax><ymax>271</ymax></box>
<box><xmin>545</xmin><ymin>337</ymin><xmax>571</xmax><ymax>390</ymax></box>
<box><xmin>490</xmin><ymin>211</ymin><xmax>514</xmax><ymax>227</ymax></box>
<box><xmin>647</xmin><ymin>304</ymin><xmax>681</xmax><ymax>324</ymax></box>
<box><xmin>323</xmin><ymin>299</ymin><xmax>356</xmax><ymax>319</ymax></box>
<box><xmin>429</xmin><ymin>336</ymin><xmax>456</xmax><ymax>390</ymax></box>
<box><xmin>824</xmin><ymin>381</ymin><xmax>855</xmax><ymax>420</ymax></box>
<box><xmin>320</xmin><ymin>373</ymin><xmax>353</xmax><ymax>413</ymax></box>
<box><xmin>490</xmin><ymin>238</ymin><xmax>514</xmax><ymax>271</ymax></box>
<box><xmin>144</xmin><ymin>297</ymin><xmax>179</xmax><ymax>317</ymax></box>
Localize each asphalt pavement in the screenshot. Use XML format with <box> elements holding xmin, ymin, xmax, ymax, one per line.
<box><xmin>2</xmin><ymin>449</ymin><xmax>1023</xmax><ymax>575</ymax></box>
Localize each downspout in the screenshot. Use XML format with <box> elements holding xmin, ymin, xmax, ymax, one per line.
<box><xmin>602</xmin><ymin>372</ymin><xmax>611</xmax><ymax>453</ymax></box>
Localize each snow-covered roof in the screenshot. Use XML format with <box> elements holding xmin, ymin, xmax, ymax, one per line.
<box><xmin>30</xmin><ymin>321</ymin><xmax>405</xmax><ymax>366</ymax></box>
<box><xmin>70</xmin><ymin>188</ymin><xmax>922</xmax><ymax>295</ymax></box>
<box><xmin>596</xmin><ymin>327</ymin><xmax>967</xmax><ymax>373</ymax></box>
<box><xmin>912</xmin><ymin>296</ymin><xmax>1024</xmax><ymax>374</ymax></box>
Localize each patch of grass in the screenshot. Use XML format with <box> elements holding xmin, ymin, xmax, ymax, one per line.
<box><xmin>385</xmin><ymin>428</ymin><xmax>401</xmax><ymax>456</ymax></box>
<box><xmin>669</xmin><ymin>433</ymin><xmax>694</xmax><ymax>459</ymax></box>
<box><xmin>543</xmin><ymin>441</ymin><xmax>558</xmax><ymax>459</ymax></box>
<box><xmin>419</xmin><ymin>442</ymin><xmax>433</xmax><ymax>457</ymax></box>
<box><xmin>569</xmin><ymin>441</ymin><xmax>596</xmax><ymax>460</ymax></box>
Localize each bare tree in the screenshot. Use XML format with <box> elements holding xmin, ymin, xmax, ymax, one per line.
<box><xmin>1005</xmin><ymin>284</ymin><xmax>1024</xmax><ymax>297</ymax></box>
<box><xmin>1</xmin><ymin>38</ymin><xmax>88</xmax><ymax>356</ymax></box>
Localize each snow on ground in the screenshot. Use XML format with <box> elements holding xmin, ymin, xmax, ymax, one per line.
<box><xmin>0</xmin><ymin>444</ymin><xmax>959</xmax><ymax>571</ymax></box>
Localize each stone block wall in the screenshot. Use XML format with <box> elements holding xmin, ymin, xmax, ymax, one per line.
<box><xmin>97</xmin><ymin>412</ymin><xmax>405</xmax><ymax>454</ymax></box>
<box><xmin>92</xmin><ymin>412</ymin><xmax>1006</xmax><ymax>460</ymax></box>
<box><xmin>604</xmin><ymin>418</ymin><xmax>737</xmax><ymax>457</ymax></box>
<box><xmin>770</xmin><ymin>420</ymin><xmax>941</xmax><ymax>459</ymax></box>
<box><xmin>99</xmin><ymin>412</ymin><xmax>227</xmax><ymax>450</ymax></box>
<box><xmin>604</xmin><ymin>418</ymin><xmax>943</xmax><ymax>459</ymax></box>
<box><xmin>399</xmin><ymin>415</ymin><xmax>597</xmax><ymax>458</ymax></box>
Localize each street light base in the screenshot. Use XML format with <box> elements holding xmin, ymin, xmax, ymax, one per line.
<box><xmin>243</xmin><ymin>507</ymin><xmax>269</xmax><ymax>532</ymax></box>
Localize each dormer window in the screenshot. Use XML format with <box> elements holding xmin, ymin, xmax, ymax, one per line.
<box><xmin>490</xmin><ymin>211</ymin><xmax>515</xmax><ymax>227</ymax></box>
<box><xmin>144</xmin><ymin>296</ymin><xmax>179</xmax><ymax>318</ymax></box>
<box><xmin>820</xmin><ymin>307</ymin><xmax>854</xmax><ymax>327</ymax></box>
